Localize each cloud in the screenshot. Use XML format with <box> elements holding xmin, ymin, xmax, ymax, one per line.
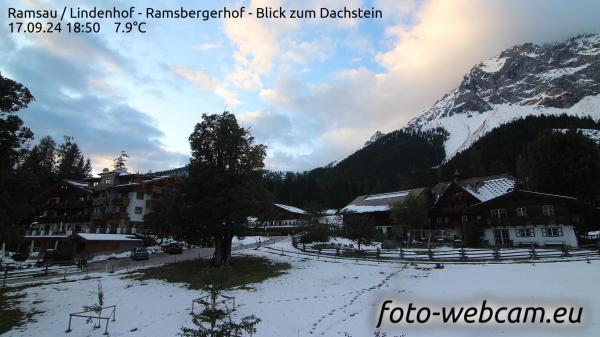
<box><xmin>252</xmin><ymin>0</ymin><xmax>600</xmax><ymax>171</ymax></box>
<box><xmin>194</xmin><ymin>43</ymin><xmax>221</xmax><ymax>51</ymax></box>
<box><xmin>171</xmin><ymin>66</ymin><xmax>240</xmax><ymax>105</ymax></box>
<box><xmin>222</xmin><ymin>0</ymin><xmax>282</xmax><ymax>90</ymax></box>
<box><xmin>2</xmin><ymin>35</ymin><xmax>188</xmax><ymax>173</ymax></box>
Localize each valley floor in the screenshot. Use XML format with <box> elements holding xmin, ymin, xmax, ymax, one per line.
<box><xmin>2</xmin><ymin>239</ymin><xmax>599</xmax><ymax>337</ymax></box>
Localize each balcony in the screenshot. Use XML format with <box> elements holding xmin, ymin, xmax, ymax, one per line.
<box><xmin>44</xmin><ymin>200</ymin><xmax>92</xmax><ymax>210</ymax></box>
<box><xmin>112</xmin><ymin>197</ymin><xmax>130</xmax><ymax>206</ymax></box>
<box><xmin>90</xmin><ymin>213</ymin><xmax>106</xmax><ymax>221</ymax></box>
<box><xmin>93</xmin><ymin>197</ymin><xmax>108</xmax><ymax>206</ymax></box>
<box><xmin>105</xmin><ymin>212</ymin><xmax>129</xmax><ymax>220</ymax></box>
<box><xmin>36</xmin><ymin>214</ymin><xmax>90</xmax><ymax>223</ymax></box>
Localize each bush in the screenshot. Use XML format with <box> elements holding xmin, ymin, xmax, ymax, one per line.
<box><xmin>11</xmin><ymin>251</ymin><xmax>29</xmax><ymax>262</ymax></box>
<box><xmin>44</xmin><ymin>248</ymin><xmax>75</xmax><ymax>263</ymax></box>
<box><xmin>299</xmin><ymin>223</ymin><xmax>330</xmax><ymax>243</ymax></box>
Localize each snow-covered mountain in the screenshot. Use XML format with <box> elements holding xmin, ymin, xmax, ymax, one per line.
<box><xmin>363</xmin><ymin>131</ymin><xmax>385</xmax><ymax>147</ymax></box>
<box><xmin>408</xmin><ymin>34</ymin><xmax>600</xmax><ymax>159</ymax></box>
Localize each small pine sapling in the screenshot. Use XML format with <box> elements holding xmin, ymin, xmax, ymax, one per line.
<box><xmin>180</xmin><ymin>285</ymin><xmax>261</xmax><ymax>337</ymax></box>
<box><xmin>83</xmin><ymin>280</ymin><xmax>104</xmax><ymax>328</ymax></box>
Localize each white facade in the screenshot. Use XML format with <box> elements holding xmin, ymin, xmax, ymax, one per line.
<box><xmin>483</xmin><ymin>224</ymin><xmax>578</xmax><ymax>248</ymax></box>
<box><xmin>126</xmin><ymin>191</ymin><xmax>148</xmax><ymax>223</ymax></box>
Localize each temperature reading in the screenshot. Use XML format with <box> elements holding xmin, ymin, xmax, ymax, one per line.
<box><xmin>114</xmin><ymin>21</ymin><xmax>147</xmax><ymax>33</ymax></box>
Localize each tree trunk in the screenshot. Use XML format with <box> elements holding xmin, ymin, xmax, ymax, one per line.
<box><xmin>222</xmin><ymin>234</ymin><xmax>233</xmax><ymax>267</ymax></box>
<box><xmin>212</xmin><ymin>235</ymin><xmax>234</xmax><ymax>267</ymax></box>
<box><xmin>212</xmin><ymin>237</ymin><xmax>224</xmax><ymax>267</ymax></box>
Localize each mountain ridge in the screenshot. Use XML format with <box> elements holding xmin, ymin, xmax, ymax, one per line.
<box><xmin>405</xmin><ymin>33</ymin><xmax>600</xmax><ymax>159</ymax></box>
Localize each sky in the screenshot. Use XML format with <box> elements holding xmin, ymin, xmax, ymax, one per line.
<box><xmin>2</xmin><ymin>0</ymin><xmax>600</xmax><ymax>174</ymax></box>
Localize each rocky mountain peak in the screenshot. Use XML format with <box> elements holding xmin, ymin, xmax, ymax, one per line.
<box><xmin>407</xmin><ymin>34</ymin><xmax>600</xmax><ymax>159</ymax></box>
<box><xmin>364</xmin><ymin>131</ymin><xmax>385</xmax><ymax>147</ymax></box>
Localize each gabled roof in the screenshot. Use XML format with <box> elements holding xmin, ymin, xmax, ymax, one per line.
<box><xmin>273</xmin><ymin>203</ymin><xmax>307</xmax><ymax>215</ymax></box>
<box><xmin>36</xmin><ymin>179</ymin><xmax>93</xmax><ymax>200</ymax></box>
<box><xmin>471</xmin><ymin>189</ymin><xmax>580</xmax><ymax>208</ymax></box>
<box><xmin>341</xmin><ymin>187</ymin><xmax>427</xmax><ymax>213</ymax></box>
<box><xmin>111</xmin><ymin>175</ymin><xmax>177</xmax><ymax>189</ymax></box>
<box><xmin>76</xmin><ymin>233</ymin><xmax>142</xmax><ymax>241</ymax></box>
<box><xmin>433</xmin><ymin>174</ymin><xmax>517</xmax><ymax>204</ymax></box>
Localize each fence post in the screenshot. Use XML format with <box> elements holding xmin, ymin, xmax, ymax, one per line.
<box><xmin>460</xmin><ymin>248</ymin><xmax>467</xmax><ymax>260</ymax></box>
<box><xmin>45</xmin><ymin>263</ymin><xmax>49</xmax><ymax>275</ymax></box>
<box><xmin>65</xmin><ymin>314</ymin><xmax>73</xmax><ymax>333</ymax></box>
<box><xmin>336</xmin><ymin>247</ymin><xmax>340</xmax><ymax>256</ymax></box>
<box><xmin>427</xmin><ymin>248</ymin><xmax>433</xmax><ymax>260</ymax></box>
<box><xmin>399</xmin><ymin>248</ymin><xmax>404</xmax><ymax>260</ymax></box>
<box><xmin>530</xmin><ymin>244</ymin><xmax>537</xmax><ymax>260</ymax></box>
<box><xmin>2</xmin><ymin>267</ymin><xmax>7</xmax><ymax>287</ymax></box>
<box><xmin>376</xmin><ymin>247</ymin><xmax>381</xmax><ymax>260</ymax></box>
<box><xmin>302</xmin><ymin>243</ymin><xmax>306</xmax><ymax>252</ymax></box>
<box><xmin>561</xmin><ymin>245</ymin><xmax>570</xmax><ymax>257</ymax></box>
<box><xmin>493</xmin><ymin>246</ymin><xmax>500</xmax><ymax>260</ymax></box>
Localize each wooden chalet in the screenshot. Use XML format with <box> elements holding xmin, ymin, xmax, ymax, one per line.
<box><xmin>430</xmin><ymin>174</ymin><xmax>517</xmax><ymax>240</ymax></box>
<box><xmin>469</xmin><ymin>190</ymin><xmax>589</xmax><ymax>247</ymax></box>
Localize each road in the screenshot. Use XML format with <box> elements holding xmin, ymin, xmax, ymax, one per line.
<box><xmin>3</xmin><ymin>236</ymin><xmax>288</xmax><ymax>285</ymax></box>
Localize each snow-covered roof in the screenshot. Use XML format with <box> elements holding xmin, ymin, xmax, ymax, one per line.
<box><xmin>471</xmin><ymin>189</ymin><xmax>580</xmax><ymax>207</ymax></box>
<box><xmin>65</xmin><ymin>180</ymin><xmax>90</xmax><ymax>188</ymax></box>
<box><xmin>76</xmin><ymin>234</ymin><xmax>142</xmax><ymax>241</ymax></box>
<box><xmin>112</xmin><ymin>176</ymin><xmax>173</xmax><ymax>188</ymax></box>
<box><xmin>433</xmin><ymin>175</ymin><xmax>517</xmax><ymax>204</ymax></box>
<box><xmin>341</xmin><ymin>187</ymin><xmax>427</xmax><ymax>214</ymax></box>
<box><xmin>340</xmin><ymin>205</ymin><xmax>391</xmax><ymax>213</ymax></box>
<box><xmin>461</xmin><ymin>177</ymin><xmax>516</xmax><ymax>202</ymax></box>
<box><xmin>273</xmin><ymin>203</ymin><xmax>306</xmax><ymax>215</ymax></box>
<box><xmin>364</xmin><ymin>191</ymin><xmax>409</xmax><ymax>201</ymax></box>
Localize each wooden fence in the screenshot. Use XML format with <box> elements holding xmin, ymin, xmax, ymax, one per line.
<box><xmin>292</xmin><ymin>237</ymin><xmax>600</xmax><ymax>262</ymax></box>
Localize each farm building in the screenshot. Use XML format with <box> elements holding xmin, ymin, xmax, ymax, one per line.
<box><xmin>340</xmin><ymin>188</ymin><xmax>428</xmax><ymax>236</ymax></box>
<box><xmin>469</xmin><ymin>189</ymin><xmax>589</xmax><ymax>248</ymax></box>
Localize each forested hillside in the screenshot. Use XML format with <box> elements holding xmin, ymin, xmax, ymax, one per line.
<box><xmin>265</xmin><ymin>115</ymin><xmax>600</xmax><ymax>208</ymax></box>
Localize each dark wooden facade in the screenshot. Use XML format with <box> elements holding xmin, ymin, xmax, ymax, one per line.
<box><xmin>470</xmin><ymin>190</ymin><xmax>587</xmax><ymax>228</ymax></box>
<box><xmin>430</xmin><ymin>182</ymin><xmax>480</xmax><ymax>230</ymax></box>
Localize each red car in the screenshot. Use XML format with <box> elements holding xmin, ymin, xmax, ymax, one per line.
<box><xmin>164</xmin><ymin>243</ymin><xmax>183</xmax><ymax>255</ymax></box>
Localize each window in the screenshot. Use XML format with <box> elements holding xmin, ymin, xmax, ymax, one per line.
<box><xmin>516</xmin><ymin>207</ymin><xmax>527</xmax><ymax>216</ymax></box>
<box><xmin>136</xmin><ymin>192</ymin><xmax>144</xmax><ymax>200</ymax></box>
<box><xmin>542</xmin><ymin>227</ymin><xmax>563</xmax><ymax>237</ymax></box>
<box><xmin>542</xmin><ymin>205</ymin><xmax>555</xmax><ymax>216</ymax></box>
<box><xmin>515</xmin><ymin>228</ymin><xmax>535</xmax><ymax>237</ymax></box>
<box><xmin>104</xmin><ymin>178</ymin><xmax>111</xmax><ymax>185</ymax></box>
<box><xmin>134</xmin><ymin>207</ymin><xmax>143</xmax><ymax>214</ymax></box>
<box><xmin>461</xmin><ymin>215</ymin><xmax>468</xmax><ymax>223</ymax></box>
<box><xmin>491</xmin><ymin>209</ymin><xmax>507</xmax><ymax>220</ymax></box>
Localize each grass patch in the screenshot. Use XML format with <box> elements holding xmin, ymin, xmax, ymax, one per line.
<box><xmin>0</xmin><ymin>286</ymin><xmax>42</xmax><ymax>334</ymax></box>
<box><xmin>0</xmin><ymin>288</ymin><xmax>26</xmax><ymax>334</ymax></box>
<box><xmin>131</xmin><ymin>256</ymin><xmax>290</xmax><ymax>290</ymax></box>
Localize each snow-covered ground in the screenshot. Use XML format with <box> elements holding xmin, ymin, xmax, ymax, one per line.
<box><xmin>415</xmin><ymin>94</ymin><xmax>600</xmax><ymax>160</ymax></box>
<box><xmin>232</xmin><ymin>235</ymin><xmax>272</xmax><ymax>247</ymax></box>
<box><xmin>3</xmin><ymin>239</ymin><xmax>599</xmax><ymax>337</ymax></box>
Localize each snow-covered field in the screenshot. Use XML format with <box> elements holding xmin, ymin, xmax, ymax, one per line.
<box><xmin>3</xmin><ymin>239</ymin><xmax>599</xmax><ymax>337</ymax></box>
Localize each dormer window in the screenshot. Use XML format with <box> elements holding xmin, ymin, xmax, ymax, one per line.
<box><xmin>542</xmin><ymin>205</ymin><xmax>554</xmax><ymax>216</ymax></box>
<box><xmin>516</xmin><ymin>207</ymin><xmax>527</xmax><ymax>216</ymax></box>
<box><xmin>491</xmin><ymin>209</ymin><xmax>507</xmax><ymax>220</ymax></box>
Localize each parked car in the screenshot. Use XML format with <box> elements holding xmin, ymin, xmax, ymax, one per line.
<box><xmin>164</xmin><ymin>243</ymin><xmax>183</xmax><ymax>255</ymax></box>
<box><xmin>130</xmin><ymin>247</ymin><xmax>149</xmax><ymax>261</ymax></box>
